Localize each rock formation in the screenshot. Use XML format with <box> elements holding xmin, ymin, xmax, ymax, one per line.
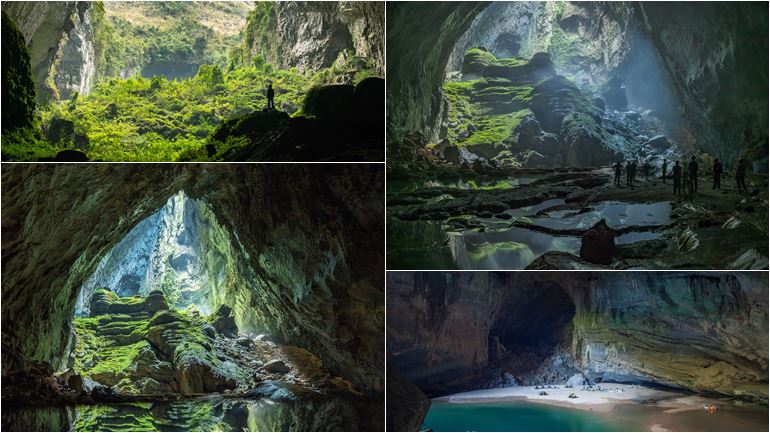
<box><xmin>3</xmin><ymin>1</ymin><xmax>98</xmax><ymax>101</ymax></box>
<box><xmin>1</xmin><ymin>10</ymin><xmax>36</xmax><ymax>132</ymax></box>
<box><xmin>239</xmin><ymin>1</ymin><xmax>384</xmax><ymax>73</ymax></box>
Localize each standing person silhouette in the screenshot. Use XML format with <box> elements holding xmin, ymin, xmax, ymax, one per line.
<box><xmin>266</xmin><ymin>83</ymin><xmax>275</xmax><ymax>110</ymax></box>
<box><xmin>613</xmin><ymin>161</ymin><xmax>622</xmax><ymax>186</ymax></box>
<box><xmin>712</xmin><ymin>159</ymin><xmax>723</xmax><ymax>190</ymax></box>
<box><xmin>735</xmin><ymin>158</ymin><xmax>748</xmax><ymax>193</ymax></box>
<box><xmin>672</xmin><ymin>161</ymin><xmax>682</xmax><ymax>195</ymax></box>
<box><xmin>626</xmin><ymin>161</ymin><xmax>633</xmax><ymax>185</ymax></box>
<box><xmin>688</xmin><ymin>156</ymin><xmax>699</xmax><ymax>193</ymax></box>
<box><xmin>661</xmin><ymin>159</ymin><xmax>668</xmax><ymax>184</ymax></box>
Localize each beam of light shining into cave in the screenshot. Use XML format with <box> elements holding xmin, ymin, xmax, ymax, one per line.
<box><xmin>75</xmin><ymin>191</ymin><xmax>216</xmax><ymax>316</ymax></box>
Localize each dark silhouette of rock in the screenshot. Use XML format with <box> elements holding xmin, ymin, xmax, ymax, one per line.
<box><xmin>579</xmin><ymin>219</ymin><xmax>618</xmax><ymax>265</ymax></box>
<box><xmin>209</xmin><ymin>305</ymin><xmax>238</xmax><ymax>338</ymax></box>
<box><xmin>55</xmin><ymin>150</ymin><xmax>89</xmax><ymax>162</ymax></box>
<box><xmin>2</xmin><ymin>11</ymin><xmax>36</xmax><ymax>132</ymax></box>
<box><xmin>601</xmin><ymin>76</ymin><xmax>627</xmax><ymax>110</ymax></box>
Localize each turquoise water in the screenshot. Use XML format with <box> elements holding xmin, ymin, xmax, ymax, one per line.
<box><xmin>421</xmin><ymin>401</ymin><xmax>627</xmax><ymax>432</ymax></box>
<box><xmin>421</xmin><ymin>400</ymin><xmax>769</xmax><ymax>432</ymax></box>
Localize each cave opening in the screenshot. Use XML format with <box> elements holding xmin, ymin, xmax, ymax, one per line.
<box><xmin>485</xmin><ymin>283</ymin><xmax>577</xmax><ymax>387</ymax></box>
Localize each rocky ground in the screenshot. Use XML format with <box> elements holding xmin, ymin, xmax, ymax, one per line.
<box><xmin>2</xmin><ymin>288</ymin><xmax>360</xmax><ymax>409</ymax></box>
<box><xmin>387</xmin><ymin>166</ymin><xmax>768</xmax><ymax>269</ymax></box>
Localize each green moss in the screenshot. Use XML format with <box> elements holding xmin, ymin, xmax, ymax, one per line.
<box><xmin>0</xmin><ymin>128</ymin><xmax>60</xmax><ymax>161</ymax></box>
<box><xmin>468</xmin><ymin>241</ymin><xmax>533</xmax><ymax>262</ymax></box>
<box><xmin>463</xmin><ymin>109</ymin><xmax>531</xmax><ymax>147</ymax></box>
<box><xmin>462</xmin><ymin>47</ymin><xmax>497</xmax><ymax>76</ymax></box>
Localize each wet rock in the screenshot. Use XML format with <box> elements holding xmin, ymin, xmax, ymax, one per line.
<box><xmin>579</xmin><ymin>219</ymin><xmax>618</xmax><ymax>265</ymax></box>
<box><xmin>677</xmin><ymin>227</ymin><xmax>700</xmax><ymax>252</ymax></box>
<box><xmin>202</xmin><ymin>323</ymin><xmax>217</xmax><ymax>339</ymax></box>
<box><xmin>236</xmin><ymin>336</ymin><xmax>253</xmax><ymax>347</ymax></box>
<box><xmin>130</xmin><ymin>344</ymin><xmax>174</xmax><ymax>383</ymax></box>
<box><xmin>728</xmin><ymin>249</ymin><xmax>769</xmax><ymax>270</ymax></box>
<box><xmin>246</xmin><ymin>380</ymin><xmax>306</xmax><ymax>402</ymax></box>
<box><xmin>262</xmin><ymin>359</ymin><xmax>291</xmax><ymax>374</ymax></box>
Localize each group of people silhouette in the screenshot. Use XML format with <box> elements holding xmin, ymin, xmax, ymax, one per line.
<box><xmin>612</xmin><ymin>156</ymin><xmax>751</xmax><ymax>196</ymax></box>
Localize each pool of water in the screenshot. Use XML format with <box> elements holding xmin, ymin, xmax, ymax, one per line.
<box><xmin>421</xmin><ymin>400</ymin><xmax>769</xmax><ymax>432</ymax></box>
<box><xmin>387</xmin><ymin>200</ymin><xmax>671</xmax><ymax>269</ymax></box>
<box><xmin>1</xmin><ymin>395</ymin><xmax>380</xmax><ymax>432</ymax></box>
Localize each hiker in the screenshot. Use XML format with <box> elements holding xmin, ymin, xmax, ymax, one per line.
<box><xmin>712</xmin><ymin>159</ymin><xmax>723</xmax><ymax>190</ymax></box>
<box><xmin>266</xmin><ymin>83</ymin><xmax>275</xmax><ymax>110</ymax></box>
<box><xmin>626</xmin><ymin>161</ymin><xmax>633</xmax><ymax>185</ymax></box>
<box><xmin>672</xmin><ymin>161</ymin><xmax>682</xmax><ymax>195</ymax></box>
<box><xmin>661</xmin><ymin>159</ymin><xmax>668</xmax><ymax>184</ymax></box>
<box><xmin>735</xmin><ymin>158</ymin><xmax>748</xmax><ymax>193</ymax></box>
<box><xmin>688</xmin><ymin>156</ymin><xmax>698</xmax><ymax>192</ymax></box>
<box><xmin>642</xmin><ymin>162</ymin><xmax>651</xmax><ymax>180</ymax></box>
<box><xmin>613</xmin><ymin>161</ymin><xmax>622</xmax><ymax>186</ymax></box>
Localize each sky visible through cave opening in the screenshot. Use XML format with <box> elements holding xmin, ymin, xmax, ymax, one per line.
<box><xmin>75</xmin><ymin>190</ymin><xmax>217</xmax><ymax>316</ymax></box>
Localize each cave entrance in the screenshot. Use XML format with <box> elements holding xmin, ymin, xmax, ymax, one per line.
<box><xmin>75</xmin><ymin>190</ymin><xmax>220</xmax><ymax>316</ymax></box>
<box><xmin>487</xmin><ymin>282</ymin><xmax>576</xmax><ymax>385</ymax></box>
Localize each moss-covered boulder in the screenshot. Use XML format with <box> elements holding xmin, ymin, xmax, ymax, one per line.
<box><xmin>1</xmin><ymin>11</ymin><xmax>36</xmax><ymax>132</ymax></box>
<box><xmin>462</xmin><ymin>47</ymin><xmax>497</xmax><ymax>77</ymax></box>
<box><xmin>531</xmin><ymin>75</ymin><xmax>599</xmax><ymax>133</ymax></box>
<box><xmin>89</xmin><ymin>288</ymin><xmax>119</xmax><ymax>316</ymax></box>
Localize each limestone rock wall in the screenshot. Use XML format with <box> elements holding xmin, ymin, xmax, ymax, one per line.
<box><xmin>242</xmin><ymin>1</ymin><xmax>384</xmax><ymax>73</ymax></box>
<box><xmin>1</xmin><ymin>164</ymin><xmax>384</xmax><ymax>395</ymax></box>
<box><xmin>2</xmin><ymin>1</ymin><xmax>97</xmax><ymax>101</ymax></box>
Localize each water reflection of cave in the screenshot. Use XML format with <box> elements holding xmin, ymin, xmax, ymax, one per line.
<box><xmin>75</xmin><ymin>190</ymin><xmax>226</xmax><ymax>316</ymax></box>
<box><xmin>488</xmin><ymin>283</ymin><xmax>575</xmax><ymax>381</ymax></box>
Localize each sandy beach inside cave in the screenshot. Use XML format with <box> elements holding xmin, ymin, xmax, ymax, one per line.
<box><xmin>433</xmin><ymin>382</ymin><xmax>713</xmax><ymax>414</ymax></box>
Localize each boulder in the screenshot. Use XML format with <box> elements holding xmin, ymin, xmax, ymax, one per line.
<box><xmin>246</xmin><ymin>380</ymin><xmax>307</xmax><ymax>402</ymax></box>
<box><xmin>130</xmin><ymin>344</ymin><xmax>174</xmax><ymax>383</ymax></box>
<box><xmin>54</xmin><ymin>149</ymin><xmax>89</xmax><ymax>161</ymax></box>
<box><xmin>354</xmin><ymin>77</ymin><xmax>385</xmax><ymax>127</ymax></box>
<box><xmin>303</xmin><ymin>84</ymin><xmax>356</xmax><ymax>124</ymax></box>
<box><xmin>209</xmin><ymin>305</ymin><xmax>238</xmax><ymax>338</ymax></box>
<box><xmin>145</xmin><ymin>290</ymin><xmax>168</xmax><ymax>314</ymax></box>
<box><xmin>262</xmin><ymin>359</ymin><xmax>291</xmax><ymax>374</ymax></box>
<box><xmin>580</xmin><ymin>219</ymin><xmax>618</xmax><ymax>265</ymax></box>
<box><xmin>236</xmin><ymin>336</ymin><xmax>253</xmax><ymax>347</ymax></box>
<box><xmin>566</xmin><ymin>373</ymin><xmax>586</xmax><ymax>387</ymax></box>
<box><xmin>46</xmin><ymin>118</ymin><xmax>75</xmax><ymax>145</ymax></box>
<box><xmin>643</xmin><ymin>135</ymin><xmax>671</xmax><ymax>151</ymax></box>
<box><xmin>89</xmin><ymin>288</ymin><xmax>118</xmax><ymax>316</ymax></box>
<box><xmin>175</xmin><ymin>352</ymin><xmax>237</xmax><ymax>394</ymax></box>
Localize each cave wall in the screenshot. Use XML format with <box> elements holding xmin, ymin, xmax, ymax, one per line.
<box><xmin>387</xmin><ymin>271</ymin><xmax>768</xmax><ymax>402</ymax></box>
<box><xmin>386</xmin><ymin>1</ymin><xmax>489</xmax><ymax>142</ymax></box>
<box><xmin>2</xmin><ymin>1</ymin><xmax>97</xmax><ymax>101</ymax></box>
<box><xmin>387</xmin><ymin>1</ymin><xmax>768</xmax><ymax>167</ymax></box>
<box><xmin>242</xmin><ymin>1</ymin><xmax>384</xmax><ymax>74</ymax></box>
<box><xmin>1</xmin><ymin>164</ymin><xmax>384</xmax><ymax>395</ymax></box>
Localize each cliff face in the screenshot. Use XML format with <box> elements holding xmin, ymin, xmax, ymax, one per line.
<box><xmin>1</xmin><ymin>165</ymin><xmax>384</xmax><ymax>394</ymax></box>
<box><xmin>2</xmin><ymin>1</ymin><xmax>97</xmax><ymax>101</ymax></box>
<box><xmin>387</xmin><ymin>272</ymin><xmax>768</xmax><ymax>402</ymax></box>
<box><xmin>1</xmin><ymin>10</ymin><xmax>36</xmax><ymax>132</ymax></box>
<box><xmin>241</xmin><ymin>1</ymin><xmax>384</xmax><ymax>73</ymax></box>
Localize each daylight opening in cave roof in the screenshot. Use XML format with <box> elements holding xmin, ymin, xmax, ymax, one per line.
<box><xmin>75</xmin><ymin>190</ymin><xmax>217</xmax><ymax>316</ymax></box>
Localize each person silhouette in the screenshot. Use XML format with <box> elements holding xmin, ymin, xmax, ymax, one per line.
<box><xmin>735</xmin><ymin>158</ymin><xmax>748</xmax><ymax>193</ymax></box>
<box><xmin>712</xmin><ymin>158</ymin><xmax>723</xmax><ymax>190</ymax></box>
<box><xmin>626</xmin><ymin>161</ymin><xmax>633</xmax><ymax>185</ymax></box>
<box><xmin>661</xmin><ymin>159</ymin><xmax>668</xmax><ymax>184</ymax></box>
<box><xmin>613</xmin><ymin>161</ymin><xmax>622</xmax><ymax>186</ymax></box>
<box><xmin>672</xmin><ymin>161</ymin><xmax>682</xmax><ymax>195</ymax></box>
<box><xmin>266</xmin><ymin>83</ymin><xmax>275</xmax><ymax>110</ymax></box>
<box><xmin>688</xmin><ymin>156</ymin><xmax>699</xmax><ymax>193</ymax></box>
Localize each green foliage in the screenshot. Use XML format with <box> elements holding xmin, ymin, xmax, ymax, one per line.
<box><xmin>463</xmin><ymin>109</ymin><xmax>531</xmax><ymax>147</ymax></box>
<box><xmin>31</xmin><ymin>64</ymin><xmax>315</xmax><ymax>161</ymax></box>
<box><xmin>237</xmin><ymin>1</ymin><xmax>279</xmax><ymax>68</ymax></box>
<box><xmin>1</xmin><ymin>127</ymin><xmax>60</xmax><ymax>161</ymax></box>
